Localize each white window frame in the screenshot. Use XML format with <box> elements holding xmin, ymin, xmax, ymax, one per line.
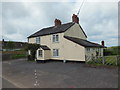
<box><xmin>53</xmin><ymin>49</ymin><xmax>59</xmax><ymax>57</ymax></box>
<box><xmin>52</xmin><ymin>34</ymin><xmax>59</xmax><ymax>43</ymax></box>
<box><xmin>87</xmin><ymin>48</ymin><xmax>90</xmax><ymax>52</ymax></box>
<box><xmin>38</xmin><ymin>50</ymin><xmax>43</xmax><ymax>57</ymax></box>
<box><xmin>36</xmin><ymin>37</ymin><xmax>40</xmax><ymax>44</ymax></box>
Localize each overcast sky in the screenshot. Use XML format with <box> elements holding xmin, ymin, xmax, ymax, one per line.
<box><xmin>1</xmin><ymin>1</ymin><xmax>118</xmax><ymax>47</ymax></box>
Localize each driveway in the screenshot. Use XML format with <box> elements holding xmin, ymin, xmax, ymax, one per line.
<box><xmin>2</xmin><ymin>59</ymin><xmax>118</xmax><ymax>88</ymax></box>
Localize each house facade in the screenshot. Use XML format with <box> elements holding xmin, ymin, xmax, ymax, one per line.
<box><xmin>28</xmin><ymin>14</ymin><xmax>105</xmax><ymax>62</ymax></box>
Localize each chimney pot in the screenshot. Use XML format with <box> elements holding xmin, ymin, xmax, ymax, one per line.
<box><xmin>54</xmin><ymin>19</ymin><xmax>61</xmax><ymax>26</ymax></box>
<box><xmin>101</xmin><ymin>41</ymin><xmax>105</xmax><ymax>46</ymax></box>
<box><xmin>72</xmin><ymin>14</ymin><xmax>79</xmax><ymax>24</ymax></box>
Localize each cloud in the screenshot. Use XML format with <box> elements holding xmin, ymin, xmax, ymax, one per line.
<box><xmin>1</xmin><ymin>2</ymin><xmax>118</xmax><ymax>47</ymax></box>
<box><xmin>78</xmin><ymin>2</ymin><xmax>118</xmax><ymax>46</ymax></box>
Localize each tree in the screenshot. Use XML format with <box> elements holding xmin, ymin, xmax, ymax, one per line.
<box><xmin>26</xmin><ymin>44</ymin><xmax>40</xmax><ymax>60</ymax></box>
<box><xmin>6</xmin><ymin>41</ymin><xmax>15</xmax><ymax>49</ymax></box>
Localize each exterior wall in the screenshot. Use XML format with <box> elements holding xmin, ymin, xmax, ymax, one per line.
<box><xmin>64</xmin><ymin>23</ymin><xmax>87</xmax><ymax>40</ymax></box>
<box><xmin>40</xmin><ymin>33</ymin><xmax>65</xmax><ymax>60</ymax></box>
<box><xmin>35</xmin><ymin>33</ymin><xmax>85</xmax><ymax>61</ymax></box>
<box><xmin>44</xmin><ymin>50</ymin><xmax>51</xmax><ymax>60</ymax></box>
<box><xmin>85</xmin><ymin>48</ymin><xmax>104</xmax><ymax>57</ymax></box>
<box><xmin>63</xmin><ymin>37</ymin><xmax>85</xmax><ymax>61</ymax></box>
<box><xmin>28</xmin><ymin>37</ymin><xmax>36</xmax><ymax>44</ymax></box>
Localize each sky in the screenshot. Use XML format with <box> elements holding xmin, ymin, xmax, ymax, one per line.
<box><xmin>1</xmin><ymin>0</ymin><xmax>119</xmax><ymax>47</ymax></box>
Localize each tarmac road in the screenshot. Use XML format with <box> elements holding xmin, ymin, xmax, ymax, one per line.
<box><xmin>2</xmin><ymin>77</ymin><xmax>17</xmax><ymax>88</ymax></box>
<box><xmin>2</xmin><ymin>58</ymin><xmax>118</xmax><ymax>88</ymax></box>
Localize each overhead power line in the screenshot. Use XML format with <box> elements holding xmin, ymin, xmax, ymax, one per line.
<box><xmin>77</xmin><ymin>0</ymin><xmax>86</xmax><ymax>16</ymax></box>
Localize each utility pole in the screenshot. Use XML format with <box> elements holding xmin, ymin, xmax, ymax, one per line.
<box><xmin>77</xmin><ymin>0</ymin><xmax>86</xmax><ymax>16</ymax></box>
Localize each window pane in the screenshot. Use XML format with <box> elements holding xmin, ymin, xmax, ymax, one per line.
<box><xmin>36</xmin><ymin>37</ymin><xmax>40</xmax><ymax>44</ymax></box>
<box><xmin>53</xmin><ymin>49</ymin><xmax>59</xmax><ymax>57</ymax></box>
<box><xmin>53</xmin><ymin>49</ymin><xmax>56</xmax><ymax>56</ymax></box>
<box><xmin>53</xmin><ymin>35</ymin><xmax>55</xmax><ymax>42</ymax></box>
<box><xmin>56</xmin><ymin>35</ymin><xmax>59</xmax><ymax>42</ymax></box>
<box><xmin>52</xmin><ymin>34</ymin><xmax>59</xmax><ymax>42</ymax></box>
<box><xmin>56</xmin><ymin>49</ymin><xmax>59</xmax><ymax>56</ymax></box>
<box><xmin>39</xmin><ymin>50</ymin><xmax>42</xmax><ymax>57</ymax></box>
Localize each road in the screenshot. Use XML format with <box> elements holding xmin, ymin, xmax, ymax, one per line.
<box><xmin>2</xmin><ymin>77</ymin><xmax>17</xmax><ymax>88</ymax></box>
<box><xmin>2</xmin><ymin>59</ymin><xmax>118</xmax><ymax>88</ymax></box>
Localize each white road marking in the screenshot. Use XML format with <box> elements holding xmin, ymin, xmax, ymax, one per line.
<box><xmin>0</xmin><ymin>75</ymin><xmax>26</xmax><ymax>88</ymax></box>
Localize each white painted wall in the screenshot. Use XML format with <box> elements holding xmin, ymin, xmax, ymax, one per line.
<box><xmin>63</xmin><ymin>36</ymin><xmax>85</xmax><ymax>61</ymax></box>
<box><xmin>28</xmin><ymin>37</ymin><xmax>36</xmax><ymax>44</ymax></box>
<box><xmin>29</xmin><ymin>32</ymin><xmax>85</xmax><ymax>61</ymax></box>
<box><xmin>85</xmin><ymin>48</ymin><xmax>104</xmax><ymax>57</ymax></box>
<box><xmin>28</xmin><ymin>24</ymin><xmax>103</xmax><ymax>61</ymax></box>
<box><xmin>64</xmin><ymin>23</ymin><xmax>87</xmax><ymax>40</ymax></box>
<box><xmin>44</xmin><ymin>50</ymin><xmax>51</xmax><ymax>60</ymax></box>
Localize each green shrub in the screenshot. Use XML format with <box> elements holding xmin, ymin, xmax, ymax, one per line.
<box><xmin>104</xmin><ymin>46</ymin><xmax>120</xmax><ymax>56</ymax></box>
<box><xmin>26</xmin><ymin>44</ymin><xmax>40</xmax><ymax>60</ymax></box>
<box><xmin>11</xmin><ymin>54</ymin><xmax>26</xmax><ymax>59</ymax></box>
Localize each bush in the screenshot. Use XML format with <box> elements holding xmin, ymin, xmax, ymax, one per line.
<box><xmin>104</xmin><ymin>49</ymin><xmax>113</xmax><ymax>56</ymax></box>
<box><xmin>26</xmin><ymin>44</ymin><xmax>40</xmax><ymax>60</ymax></box>
<box><xmin>27</xmin><ymin>55</ymin><xmax>34</xmax><ymax>60</ymax></box>
<box><xmin>104</xmin><ymin>46</ymin><xmax>120</xmax><ymax>56</ymax></box>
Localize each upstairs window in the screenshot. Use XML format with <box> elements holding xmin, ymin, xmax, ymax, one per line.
<box><xmin>36</xmin><ymin>37</ymin><xmax>40</xmax><ymax>44</ymax></box>
<box><xmin>52</xmin><ymin>34</ymin><xmax>59</xmax><ymax>42</ymax></box>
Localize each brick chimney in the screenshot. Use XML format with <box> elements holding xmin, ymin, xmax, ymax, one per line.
<box><xmin>72</xmin><ymin>14</ymin><xmax>79</xmax><ymax>24</ymax></box>
<box><xmin>101</xmin><ymin>41</ymin><xmax>105</xmax><ymax>46</ymax></box>
<box><xmin>54</xmin><ymin>19</ymin><xmax>61</xmax><ymax>26</ymax></box>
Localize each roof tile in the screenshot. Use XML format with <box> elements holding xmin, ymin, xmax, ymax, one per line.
<box><xmin>28</xmin><ymin>22</ymin><xmax>75</xmax><ymax>38</ymax></box>
<box><xmin>64</xmin><ymin>36</ymin><xmax>106</xmax><ymax>48</ymax></box>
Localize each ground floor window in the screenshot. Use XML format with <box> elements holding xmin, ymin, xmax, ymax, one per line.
<box><xmin>53</xmin><ymin>49</ymin><xmax>59</xmax><ymax>57</ymax></box>
<box><xmin>38</xmin><ymin>50</ymin><xmax>42</xmax><ymax>57</ymax></box>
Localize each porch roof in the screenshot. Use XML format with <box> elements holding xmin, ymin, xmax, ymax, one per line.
<box><xmin>40</xmin><ymin>45</ymin><xmax>50</xmax><ymax>50</ymax></box>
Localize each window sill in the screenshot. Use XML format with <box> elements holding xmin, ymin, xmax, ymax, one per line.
<box><xmin>53</xmin><ymin>56</ymin><xmax>59</xmax><ymax>58</ymax></box>
<box><xmin>52</xmin><ymin>41</ymin><xmax>59</xmax><ymax>43</ymax></box>
<box><xmin>38</xmin><ymin>56</ymin><xmax>43</xmax><ymax>58</ymax></box>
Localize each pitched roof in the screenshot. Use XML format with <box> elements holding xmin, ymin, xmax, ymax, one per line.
<box><xmin>28</xmin><ymin>22</ymin><xmax>75</xmax><ymax>38</ymax></box>
<box><xmin>40</xmin><ymin>45</ymin><xmax>50</xmax><ymax>50</ymax></box>
<box><xmin>64</xmin><ymin>36</ymin><xmax>106</xmax><ymax>48</ymax></box>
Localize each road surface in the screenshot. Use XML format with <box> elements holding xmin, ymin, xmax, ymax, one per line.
<box><xmin>2</xmin><ymin>59</ymin><xmax>118</xmax><ymax>88</ymax></box>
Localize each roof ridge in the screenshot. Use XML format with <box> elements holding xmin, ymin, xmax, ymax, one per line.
<box><xmin>28</xmin><ymin>22</ymin><xmax>75</xmax><ymax>38</ymax></box>
<box><xmin>40</xmin><ymin>22</ymin><xmax>74</xmax><ymax>30</ymax></box>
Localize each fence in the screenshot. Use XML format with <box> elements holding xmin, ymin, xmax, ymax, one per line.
<box><xmin>86</xmin><ymin>55</ymin><xmax>120</xmax><ymax>66</ymax></box>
